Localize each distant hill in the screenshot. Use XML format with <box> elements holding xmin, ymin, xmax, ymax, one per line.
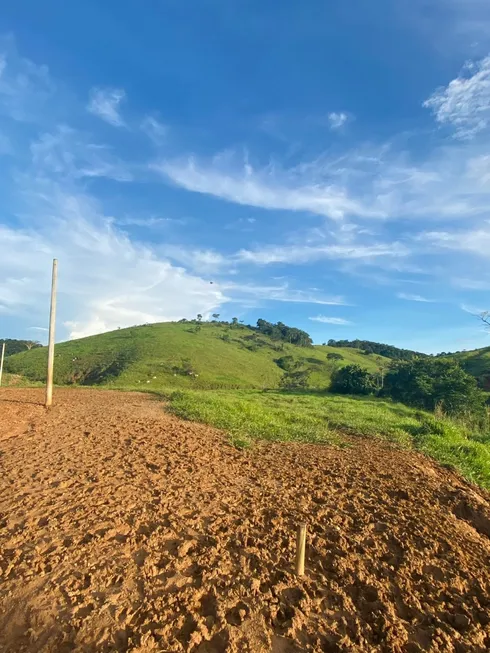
<box><xmin>5</xmin><ymin>321</ymin><xmax>387</xmax><ymax>390</ymax></box>
<box><xmin>325</xmin><ymin>339</ymin><xmax>427</xmax><ymax>361</ymax></box>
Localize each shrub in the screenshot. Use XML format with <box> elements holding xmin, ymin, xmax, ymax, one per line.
<box><xmin>327</xmin><ymin>352</ymin><xmax>344</xmax><ymax>361</ymax></box>
<box><xmin>280</xmin><ymin>367</ymin><xmax>311</xmax><ymax>390</ymax></box>
<box><xmin>275</xmin><ymin>355</ymin><xmax>296</xmax><ymax>371</ymax></box>
<box><xmin>330</xmin><ymin>364</ymin><xmax>377</xmax><ymax>395</ymax></box>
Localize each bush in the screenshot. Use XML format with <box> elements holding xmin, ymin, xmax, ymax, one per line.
<box><xmin>280</xmin><ymin>368</ymin><xmax>311</xmax><ymax>390</ymax></box>
<box><xmin>275</xmin><ymin>355</ymin><xmax>296</xmax><ymax>371</ymax></box>
<box><xmin>383</xmin><ymin>358</ymin><xmax>487</xmax><ymax>418</ymax></box>
<box><xmin>330</xmin><ymin>364</ymin><xmax>377</xmax><ymax>395</ymax></box>
<box><xmin>327</xmin><ymin>352</ymin><xmax>343</xmax><ymax>361</ymax></box>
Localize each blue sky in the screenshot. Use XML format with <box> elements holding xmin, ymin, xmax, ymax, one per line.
<box><xmin>2</xmin><ymin>0</ymin><xmax>490</xmax><ymax>353</ymax></box>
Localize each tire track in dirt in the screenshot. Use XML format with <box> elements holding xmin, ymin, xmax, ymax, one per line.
<box><xmin>0</xmin><ymin>388</ymin><xmax>489</xmax><ymax>652</ymax></box>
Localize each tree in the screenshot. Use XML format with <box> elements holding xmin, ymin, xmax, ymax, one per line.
<box><xmin>330</xmin><ymin>365</ymin><xmax>377</xmax><ymax>395</ymax></box>
<box><xmin>211</xmin><ymin>313</ymin><xmax>220</xmax><ymax>321</ymax></box>
<box><xmin>383</xmin><ymin>358</ymin><xmax>486</xmax><ymax>417</ymax></box>
<box><xmin>196</xmin><ymin>314</ymin><xmax>203</xmax><ymax>323</ymax></box>
<box><xmin>2</xmin><ymin>339</ymin><xmax>43</xmax><ymax>356</ymax></box>
<box><xmin>231</xmin><ymin>317</ymin><xmax>239</xmax><ymax>327</ymax></box>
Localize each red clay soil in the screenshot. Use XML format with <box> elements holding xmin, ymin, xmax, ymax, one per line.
<box><xmin>0</xmin><ymin>389</ymin><xmax>489</xmax><ymax>653</ymax></box>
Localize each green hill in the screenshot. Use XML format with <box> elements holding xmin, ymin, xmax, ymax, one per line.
<box><xmin>5</xmin><ymin>321</ymin><xmax>386</xmax><ymax>390</ymax></box>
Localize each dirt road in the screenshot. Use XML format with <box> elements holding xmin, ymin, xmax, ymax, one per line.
<box><xmin>0</xmin><ymin>388</ymin><xmax>489</xmax><ymax>652</ymax></box>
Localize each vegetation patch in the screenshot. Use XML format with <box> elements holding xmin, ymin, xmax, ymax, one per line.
<box><xmin>165</xmin><ymin>389</ymin><xmax>490</xmax><ymax>488</ymax></box>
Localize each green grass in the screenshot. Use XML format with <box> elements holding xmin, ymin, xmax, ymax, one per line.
<box><xmin>5</xmin><ymin>322</ymin><xmax>386</xmax><ymax>391</ymax></box>
<box><xmin>165</xmin><ymin>389</ymin><xmax>490</xmax><ymax>489</ymax></box>
<box><xmin>0</xmin><ymin>372</ymin><xmax>42</xmax><ymax>388</ymax></box>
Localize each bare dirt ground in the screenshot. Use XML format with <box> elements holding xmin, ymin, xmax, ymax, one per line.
<box><xmin>0</xmin><ymin>388</ymin><xmax>489</xmax><ymax>653</ymax></box>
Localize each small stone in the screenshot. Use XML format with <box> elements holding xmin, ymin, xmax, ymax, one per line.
<box><xmin>453</xmin><ymin>614</ymin><xmax>470</xmax><ymax>631</ymax></box>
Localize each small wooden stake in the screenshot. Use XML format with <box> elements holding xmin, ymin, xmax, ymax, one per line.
<box><xmin>295</xmin><ymin>523</ymin><xmax>306</xmax><ymax>576</ymax></box>
<box><xmin>0</xmin><ymin>342</ymin><xmax>5</xmax><ymax>387</ymax></box>
<box><xmin>45</xmin><ymin>259</ymin><xmax>58</xmax><ymax>408</ymax></box>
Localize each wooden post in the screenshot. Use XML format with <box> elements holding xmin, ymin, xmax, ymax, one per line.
<box><xmin>0</xmin><ymin>342</ymin><xmax>5</xmax><ymax>387</ymax></box>
<box><xmin>295</xmin><ymin>523</ymin><xmax>306</xmax><ymax>576</ymax></box>
<box><xmin>45</xmin><ymin>259</ymin><xmax>58</xmax><ymax>408</ymax></box>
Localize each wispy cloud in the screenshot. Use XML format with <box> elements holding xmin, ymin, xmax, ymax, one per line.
<box><xmin>421</xmin><ymin>226</ymin><xmax>490</xmax><ymax>256</ymax></box>
<box><xmin>159</xmin><ymin>245</ymin><xmax>227</xmax><ymax>273</ymax></box>
<box><xmin>461</xmin><ymin>302</ymin><xmax>486</xmax><ymax>315</ymax></box>
<box><xmin>222</xmin><ymin>282</ymin><xmax>347</xmax><ymax>306</ymax></box>
<box><xmin>236</xmin><ymin>242</ymin><xmax>409</xmax><ymax>265</ymax></box>
<box><xmin>116</xmin><ymin>216</ymin><xmax>185</xmax><ymax>229</ymax></box>
<box><xmin>424</xmin><ymin>56</ymin><xmax>490</xmax><ymax>139</ymax></box>
<box><xmin>1</xmin><ymin>181</ymin><xmax>227</xmax><ymax>339</ymax></box>
<box><xmin>141</xmin><ymin>115</ymin><xmax>167</xmax><ymax>143</ymax></box>
<box><xmin>31</xmin><ymin>126</ymin><xmax>133</xmax><ymax>181</ymax></box>
<box><xmin>452</xmin><ymin>277</ymin><xmax>490</xmax><ymax>290</ymax></box>
<box><xmin>156</xmin><ymin>156</ymin><xmax>383</xmax><ymax>220</ymax></box>
<box><xmin>309</xmin><ymin>315</ymin><xmax>353</xmax><ymax>325</ymax></box>
<box><xmin>328</xmin><ymin>112</ymin><xmax>348</xmax><ymax>130</ymax></box>
<box><xmin>87</xmin><ymin>87</ymin><xmax>126</xmax><ymax>127</ymax></box>
<box><xmin>397</xmin><ymin>292</ymin><xmax>434</xmax><ymax>303</ymax></box>
<box><xmin>0</xmin><ymin>36</ymin><xmax>54</xmax><ymax>122</ymax></box>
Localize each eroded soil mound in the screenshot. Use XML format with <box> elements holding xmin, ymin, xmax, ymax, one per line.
<box><xmin>0</xmin><ymin>388</ymin><xmax>489</xmax><ymax>652</ymax></box>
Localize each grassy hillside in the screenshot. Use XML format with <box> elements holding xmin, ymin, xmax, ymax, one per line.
<box><xmin>5</xmin><ymin>322</ymin><xmax>386</xmax><ymax>390</ymax></box>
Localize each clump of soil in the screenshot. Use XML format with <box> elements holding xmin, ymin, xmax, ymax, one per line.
<box><xmin>0</xmin><ymin>388</ymin><xmax>489</xmax><ymax>652</ymax></box>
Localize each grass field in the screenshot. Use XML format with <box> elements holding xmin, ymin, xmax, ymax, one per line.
<box><xmin>5</xmin><ymin>322</ymin><xmax>386</xmax><ymax>390</ymax></box>
<box><xmin>165</xmin><ymin>389</ymin><xmax>490</xmax><ymax>489</ymax></box>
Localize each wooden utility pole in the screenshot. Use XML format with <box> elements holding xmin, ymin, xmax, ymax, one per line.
<box><xmin>45</xmin><ymin>259</ymin><xmax>58</xmax><ymax>408</ymax></box>
<box><xmin>0</xmin><ymin>342</ymin><xmax>5</xmax><ymax>387</ymax></box>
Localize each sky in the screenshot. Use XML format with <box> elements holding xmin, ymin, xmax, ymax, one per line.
<box><xmin>2</xmin><ymin>0</ymin><xmax>490</xmax><ymax>353</ymax></box>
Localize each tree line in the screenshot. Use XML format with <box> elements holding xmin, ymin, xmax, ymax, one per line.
<box><xmin>325</xmin><ymin>339</ymin><xmax>426</xmax><ymax>361</ymax></box>
<box><xmin>330</xmin><ymin>358</ymin><xmax>487</xmax><ymax>422</ymax></box>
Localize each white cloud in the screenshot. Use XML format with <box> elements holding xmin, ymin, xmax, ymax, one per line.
<box><xmin>328</xmin><ymin>112</ymin><xmax>348</xmax><ymax>130</ymax></box>
<box><xmin>0</xmin><ymin>37</ymin><xmax>54</xmax><ymax>122</ymax></box>
<box><xmin>159</xmin><ymin>245</ymin><xmax>227</xmax><ymax>273</ymax></box>
<box><xmin>396</xmin><ymin>292</ymin><xmax>434</xmax><ymax>303</ymax></box>
<box><xmin>421</xmin><ymin>226</ymin><xmax>490</xmax><ymax>256</ymax></box>
<box><xmin>156</xmin><ymin>133</ymin><xmax>490</xmax><ymax>224</ymax></box>
<box><xmin>87</xmin><ymin>87</ymin><xmax>126</xmax><ymax>127</ymax></box>
<box><xmin>156</xmin><ymin>156</ymin><xmax>383</xmax><ymax>220</ymax></box>
<box><xmin>424</xmin><ymin>56</ymin><xmax>490</xmax><ymax>139</ymax></box>
<box><xmin>0</xmin><ymin>184</ymin><xmax>228</xmax><ymax>340</ymax></box>
<box><xmin>116</xmin><ymin>216</ymin><xmax>185</xmax><ymax>229</ymax></box>
<box><xmin>236</xmin><ymin>241</ymin><xmax>409</xmax><ymax>265</ymax></box>
<box><xmin>452</xmin><ymin>277</ymin><xmax>490</xmax><ymax>290</ymax></box>
<box><xmin>141</xmin><ymin>115</ymin><xmax>167</xmax><ymax>143</ymax></box>
<box><xmin>221</xmin><ymin>282</ymin><xmax>347</xmax><ymax>306</ymax></box>
<box><xmin>31</xmin><ymin>126</ymin><xmax>133</xmax><ymax>181</ymax></box>
<box><xmin>309</xmin><ymin>315</ymin><xmax>353</xmax><ymax>325</ymax></box>
<box><xmin>461</xmin><ymin>302</ymin><xmax>486</xmax><ymax>315</ymax></box>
